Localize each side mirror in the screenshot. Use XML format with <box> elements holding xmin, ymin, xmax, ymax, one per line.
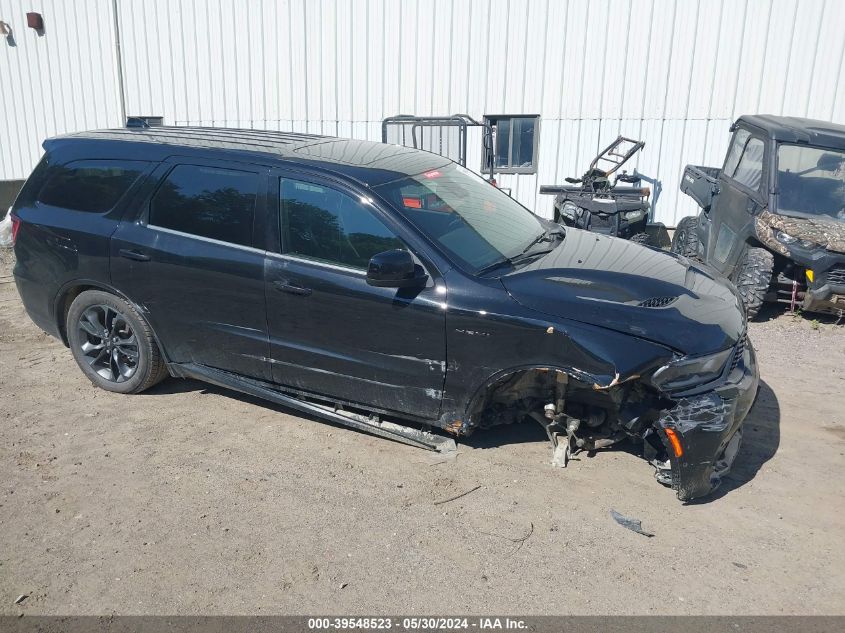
<box><xmin>366</xmin><ymin>249</ymin><xmax>427</xmax><ymax>288</ymax></box>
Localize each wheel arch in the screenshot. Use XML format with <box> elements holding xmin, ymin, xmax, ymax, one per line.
<box><xmin>53</xmin><ymin>280</ymin><xmax>170</xmax><ymax>363</ymax></box>
<box><xmin>458</xmin><ymin>362</ymin><xmax>613</xmax><ymax>434</ymax></box>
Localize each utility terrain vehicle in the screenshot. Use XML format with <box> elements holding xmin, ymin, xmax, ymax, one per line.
<box><xmin>673</xmin><ymin>115</ymin><xmax>845</xmax><ymax>318</ymax></box>
<box><xmin>540</xmin><ymin>136</ymin><xmax>652</xmax><ymax>243</ymax></box>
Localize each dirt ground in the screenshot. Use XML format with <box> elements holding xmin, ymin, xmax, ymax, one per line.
<box><xmin>1</xmin><ymin>249</ymin><xmax>844</xmax><ymax>616</ymax></box>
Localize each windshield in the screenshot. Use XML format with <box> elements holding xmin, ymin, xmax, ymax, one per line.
<box><xmin>373</xmin><ymin>163</ymin><xmax>546</xmax><ymax>273</ymax></box>
<box><xmin>776</xmin><ymin>144</ymin><xmax>845</xmax><ymax>220</ymax></box>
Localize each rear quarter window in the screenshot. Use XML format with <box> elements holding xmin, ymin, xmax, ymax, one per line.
<box><xmin>37</xmin><ymin>160</ymin><xmax>150</xmax><ymax>213</ymax></box>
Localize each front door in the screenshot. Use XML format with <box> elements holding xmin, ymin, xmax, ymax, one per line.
<box><xmin>111</xmin><ymin>158</ymin><xmax>271</xmax><ymax>381</ymax></box>
<box><xmin>709</xmin><ymin>127</ymin><xmax>768</xmax><ymax>277</ymax></box>
<box><xmin>264</xmin><ymin>171</ymin><xmax>446</xmax><ymax>420</ymax></box>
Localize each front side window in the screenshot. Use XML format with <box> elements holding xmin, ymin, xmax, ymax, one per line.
<box><xmin>149</xmin><ymin>165</ymin><xmax>258</xmax><ymax>247</ymax></box>
<box><xmin>723</xmin><ymin>129</ymin><xmax>750</xmax><ymax>177</ymax></box>
<box><xmin>280</xmin><ymin>179</ymin><xmax>404</xmax><ymax>270</ymax></box>
<box><xmin>731</xmin><ymin>137</ymin><xmax>765</xmax><ymax>191</ymax></box>
<box><xmin>373</xmin><ymin>163</ymin><xmax>545</xmax><ymax>274</ymax></box>
<box><xmin>776</xmin><ymin>144</ymin><xmax>845</xmax><ymax>219</ymax></box>
<box><xmin>483</xmin><ymin>115</ymin><xmax>539</xmax><ymax>174</ymax></box>
<box><xmin>37</xmin><ymin>160</ymin><xmax>149</xmax><ymax>213</ymax></box>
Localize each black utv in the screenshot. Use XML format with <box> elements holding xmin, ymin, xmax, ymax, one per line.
<box><xmin>672</xmin><ymin>115</ymin><xmax>845</xmax><ymax>319</ymax></box>
<box><xmin>540</xmin><ymin>136</ymin><xmax>652</xmax><ymax>244</ymax></box>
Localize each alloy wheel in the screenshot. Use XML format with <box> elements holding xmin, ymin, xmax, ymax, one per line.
<box><xmin>76</xmin><ymin>304</ymin><xmax>139</xmax><ymax>383</ymax></box>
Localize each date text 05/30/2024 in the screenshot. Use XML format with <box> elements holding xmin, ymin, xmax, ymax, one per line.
<box><xmin>307</xmin><ymin>617</ymin><xmax>528</xmax><ymax>630</ymax></box>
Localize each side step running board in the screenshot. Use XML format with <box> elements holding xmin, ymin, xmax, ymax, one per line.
<box><xmin>172</xmin><ymin>363</ymin><xmax>457</xmax><ymax>454</ymax></box>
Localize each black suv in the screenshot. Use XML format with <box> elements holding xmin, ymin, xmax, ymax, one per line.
<box><xmin>10</xmin><ymin>128</ymin><xmax>758</xmax><ymax>501</ymax></box>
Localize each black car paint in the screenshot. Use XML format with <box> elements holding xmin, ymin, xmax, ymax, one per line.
<box><xmin>11</xmin><ymin>127</ymin><xmax>759</xmax><ymax>501</ymax></box>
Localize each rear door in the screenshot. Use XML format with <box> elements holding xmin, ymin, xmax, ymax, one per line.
<box><xmin>263</xmin><ymin>169</ymin><xmax>447</xmax><ymax>419</ymax></box>
<box><xmin>711</xmin><ymin>128</ymin><xmax>768</xmax><ymax>276</ymax></box>
<box><xmin>111</xmin><ymin>157</ymin><xmax>271</xmax><ymax>381</ymax></box>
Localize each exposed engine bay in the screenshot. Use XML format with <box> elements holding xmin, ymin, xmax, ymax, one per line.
<box><xmin>468</xmin><ymin>359</ymin><xmax>758</xmax><ymax>501</ymax></box>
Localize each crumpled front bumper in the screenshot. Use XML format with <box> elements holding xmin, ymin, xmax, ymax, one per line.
<box><xmin>657</xmin><ymin>343</ymin><xmax>760</xmax><ymax>501</ymax></box>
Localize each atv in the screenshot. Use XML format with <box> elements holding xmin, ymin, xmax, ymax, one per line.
<box><xmin>672</xmin><ymin>115</ymin><xmax>845</xmax><ymax>319</ymax></box>
<box><xmin>540</xmin><ymin>136</ymin><xmax>652</xmax><ymax>244</ymax></box>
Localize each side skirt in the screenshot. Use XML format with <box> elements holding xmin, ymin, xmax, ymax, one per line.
<box><xmin>170</xmin><ymin>362</ymin><xmax>457</xmax><ymax>454</ymax></box>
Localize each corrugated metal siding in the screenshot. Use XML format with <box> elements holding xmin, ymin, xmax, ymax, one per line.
<box><xmin>3</xmin><ymin>0</ymin><xmax>844</xmax><ymax>225</ymax></box>
<box><xmin>0</xmin><ymin>0</ymin><xmax>122</xmax><ymax>180</ymax></box>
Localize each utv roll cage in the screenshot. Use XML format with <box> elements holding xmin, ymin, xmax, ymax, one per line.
<box><xmin>381</xmin><ymin>114</ymin><xmax>495</xmax><ymax>181</ymax></box>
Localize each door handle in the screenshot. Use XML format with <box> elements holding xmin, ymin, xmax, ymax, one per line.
<box><xmin>119</xmin><ymin>248</ymin><xmax>150</xmax><ymax>262</ymax></box>
<box><xmin>273</xmin><ymin>280</ymin><xmax>312</xmax><ymax>296</ymax></box>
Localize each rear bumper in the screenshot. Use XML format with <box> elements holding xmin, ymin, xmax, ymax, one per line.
<box><xmin>13</xmin><ymin>262</ymin><xmax>61</xmax><ymax>340</ymax></box>
<box><xmin>658</xmin><ymin>343</ymin><xmax>760</xmax><ymax>501</ymax></box>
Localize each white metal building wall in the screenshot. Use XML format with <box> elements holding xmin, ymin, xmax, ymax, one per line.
<box><xmin>0</xmin><ymin>0</ymin><xmax>123</xmax><ymax>181</ymax></box>
<box><xmin>2</xmin><ymin>0</ymin><xmax>844</xmax><ymax>225</ymax></box>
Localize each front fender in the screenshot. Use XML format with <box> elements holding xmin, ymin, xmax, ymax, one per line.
<box><xmin>437</xmin><ymin>285</ymin><xmax>673</xmax><ymax>434</ymax></box>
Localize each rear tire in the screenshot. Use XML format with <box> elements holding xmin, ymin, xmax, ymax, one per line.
<box><xmin>67</xmin><ymin>290</ymin><xmax>168</xmax><ymax>394</ymax></box>
<box><xmin>731</xmin><ymin>246</ymin><xmax>775</xmax><ymax>320</ymax></box>
<box><xmin>671</xmin><ymin>216</ymin><xmax>700</xmax><ymax>258</ymax></box>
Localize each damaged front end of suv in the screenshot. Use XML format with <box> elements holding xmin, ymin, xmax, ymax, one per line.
<box><xmin>436</xmin><ymin>230</ymin><xmax>759</xmax><ymax>502</ymax></box>
<box><xmin>456</xmin><ymin>344</ymin><xmax>757</xmax><ymax>502</ymax></box>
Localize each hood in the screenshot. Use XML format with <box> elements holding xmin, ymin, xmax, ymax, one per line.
<box><xmin>500</xmin><ymin>229</ymin><xmax>745</xmax><ymax>355</ymax></box>
<box><xmin>755</xmin><ymin>209</ymin><xmax>845</xmax><ymax>255</ymax></box>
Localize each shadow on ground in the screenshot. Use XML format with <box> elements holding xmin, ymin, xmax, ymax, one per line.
<box><xmin>756</xmin><ymin>301</ymin><xmax>844</xmax><ymax>325</ymax></box>
<box><xmin>143</xmin><ymin>373</ymin><xmax>780</xmax><ymax>503</ymax></box>
<box><xmin>687</xmin><ymin>379</ymin><xmax>781</xmax><ymax>504</ymax></box>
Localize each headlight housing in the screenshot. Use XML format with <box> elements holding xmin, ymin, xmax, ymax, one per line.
<box><xmin>775</xmin><ymin>230</ymin><xmax>819</xmax><ymax>250</ymax></box>
<box><xmin>651</xmin><ymin>348</ymin><xmax>733</xmax><ymax>393</ymax></box>
<box><xmin>623</xmin><ymin>209</ymin><xmax>646</xmax><ymax>222</ymax></box>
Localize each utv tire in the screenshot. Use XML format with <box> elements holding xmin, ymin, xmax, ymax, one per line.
<box><xmin>67</xmin><ymin>290</ymin><xmax>168</xmax><ymax>394</ymax></box>
<box><xmin>671</xmin><ymin>216</ymin><xmax>700</xmax><ymax>258</ymax></box>
<box><xmin>731</xmin><ymin>246</ymin><xmax>774</xmax><ymax>320</ymax></box>
<box><xmin>629</xmin><ymin>232</ymin><xmax>651</xmax><ymax>246</ymax></box>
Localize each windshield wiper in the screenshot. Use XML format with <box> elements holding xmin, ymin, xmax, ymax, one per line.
<box><xmin>517</xmin><ymin>227</ymin><xmax>565</xmax><ymax>257</ymax></box>
<box><xmin>476</xmin><ymin>257</ymin><xmax>514</xmax><ymax>276</ymax></box>
<box><xmin>476</xmin><ymin>228</ymin><xmax>565</xmax><ymax>277</ymax></box>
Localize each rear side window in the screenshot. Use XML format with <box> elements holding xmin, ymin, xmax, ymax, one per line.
<box><xmin>149</xmin><ymin>165</ymin><xmax>258</xmax><ymax>247</ymax></box>
<box><xmin>37</xmin><ymin>160</ymin><xmax>149</xmax><ymax>213</ymax></box>
<box><xmin>280</xmin><ymin>178</ymin><xmax>403</xmax><ymax>269</ymax></box>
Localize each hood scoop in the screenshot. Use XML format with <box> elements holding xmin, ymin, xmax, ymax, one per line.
<box><xmin>635</xmin><ymin>296</ymin><xmax>679</xmax><ymax>308</ymax></box>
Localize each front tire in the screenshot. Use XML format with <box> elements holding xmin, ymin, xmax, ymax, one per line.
<box><xmin>731</xmin><ymin>246</ymin><xmax>774</xmax><ymax>320</ymax></box>
<box><xmin>67</xmin><ymin>290</ymin><xmax>168</xmax><ymax>394</ymax></box>
<box><xmin>671</xmin><ymin>216</ymin><xmax>700</xmax><ymax>258</ymax></box>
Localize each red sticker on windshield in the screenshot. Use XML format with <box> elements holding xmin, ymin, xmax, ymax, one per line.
<box><xmin>423</xmin><ymin>170</ymin><xmax>442</xmax><ymax>179</ymax></box>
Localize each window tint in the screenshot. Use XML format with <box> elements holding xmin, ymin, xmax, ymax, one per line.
<box><xmin>149</xmin><ymin>165</ymin><xmax>258</xmax><ymax>247</ymax></box>
<box><xmin>37</xmin><ymin>160</ymin><xmax>149</xmax><ymax>213</ymax></box>
<box><xmin>723</xmin><ymin>129</ymin><xmax>750</xmax><ymax>177</ymax></box>
<box><xmin>280</xmin><ymin>179</ymin><xmax>403</xmax><ymax>269</ymax></box>
<box><xmin>483</xmin><ymin>115</ymin><xmax>539</xmax><ymax>174</ymax></box>
<box><xmin>732</xmin><ymin>138</ymin><xmax>765</xmax><ymax>191</ymax></box>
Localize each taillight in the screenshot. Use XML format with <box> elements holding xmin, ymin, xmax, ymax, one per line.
<box><xmin>10</xmin><ymin>214</ymin><xmax>21</xmax><ymax>245</ymax></box>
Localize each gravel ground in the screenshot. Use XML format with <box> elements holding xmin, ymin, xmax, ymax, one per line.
<box><xmin>1</xmin><ymin>251</ymin><xmax>843</xmax><ymax>615</ymax></box>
